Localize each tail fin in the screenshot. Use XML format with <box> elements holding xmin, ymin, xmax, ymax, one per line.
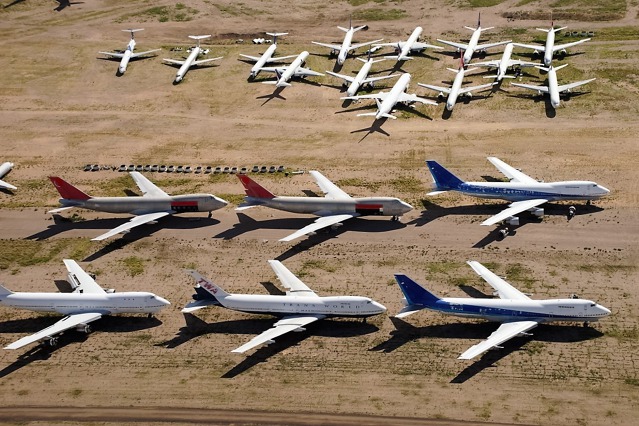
<box><xmin>49</xmin><ymin>177</ymin><xmax>91</xmax><ymax>200</ymax></box>
<box><xmin>394</xmin><ymin>274</ymin><xmax>441</xmax><ymax>307</ymax></box>
<box><xmin>478</xmin><ymin>12</ymin><xmax>481</xmax><ymax>28</ymax></box>
<box><xmin>425</xmin><ymin>161</ymin><xmax>464</xmax><ymax>191</ymax></box>
<box><xmin>186</xmin><ymin>270</ymin><xmax>229</xmax><ymax>300</ymax></box>
<box><xmin>0</xmin><ymin>284</ymin><xmax>13</xmax><ymax>297</ymax></box>
<box><xmin>237</xmin><ymin>175</ymin><xmax>275</xmax><ymax>199</ymax></box>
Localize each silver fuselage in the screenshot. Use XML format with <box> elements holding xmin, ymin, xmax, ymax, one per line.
<box><xmin>176</xmin><ymin>46</ymin><xmax>201</xmax><ymax>82</ymax></box>
<box><xmin>249</xmin><ymin>196</ymin><xmax>413</xmax><ymax>217</ymax></box>
<box><xmin>59</xmin><ymin>194</ymin><xmax>227</xmax><ymax>214</ymax></box>
<box><xmin>119</xmin><ymin>39</ymin><xmax>135</xmax><ymax>73</ymax></box>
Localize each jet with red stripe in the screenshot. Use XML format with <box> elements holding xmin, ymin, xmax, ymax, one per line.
<box><xmin>49</xmin><ymin>172</ymin><xmax>228</xmax><ymax>241</ymax></box>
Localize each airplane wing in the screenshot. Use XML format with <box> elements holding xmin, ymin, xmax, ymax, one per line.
<box><xmin>507</xmin><ymin>59</ymin><xmax>539</xmax><ymax>68</ymax></box>
<box><xmin>130</xmin><ymin>48</ymin><xmax>161</xmax><ymax>58</ymax></box>
<box><xmin>456</xmin><ymin>82</ymin><xmax>496</xmax><ymax>95</ymax></box>
<box><xmin>349</xmin><ymin>39</ymin><xmax>384</xmax><ymax>51</ymax></box>
<box><xmin>476</xmin><ymin>40</ymin><xmax>512</xmax><ymax>50</ymax></box>
<box><xmin>91</xmin><ymin>211</ymin><xmax>171</xmax><ymax>241</ymax></box>
<box><xmin>311</xmin><ymin>41</ymin><xmax>343</xmax><ymax>50</ymax></box>
<box><xmin>466</xmin><ymin>261</ymin><xmax>531</xmax><ymax>300</ymax></box>
<box><xmin>239</xmin><ymin>53</ymin><xmax>261</xmax><ymax>61</ymax></box>
<box><xmin>557</xmin><ymin>78</ymin><xmax>596</xmax><ymax>93</ymax></box>
<box><xmin>0</xmin><ymin>179</ymin><xmax>16</xmax><ymax>190</ymax></box>
<box><xmin>436</xmin><ymin>39</ymin><xmax>468</xmax><ymax>51</ymax></box>
<box><xmin>458</xmin><ymin>320</ymin><xmax>539</xmax><ymax>360</ymax></box>
<box><xmin>553</xmin><ymin>39</ymin><xmax>590</xmax><ymax>52</ymax></box>
<box><xmin>480</xmin><ymin>199</ymin><xmax>548</xmax><ymax>226</ymax></box>
<box><xmin>293</xmin><ymin>67</ymin><xmax>324</xmax><ymax>77</ymax></box>
<box><xmin>417</xmin><ymin>83</ymin><xmax>451</xmax><ymax>94</ymax></box>
<box><xmin>279</xmin><ymin>213</ymin><xmax>358</xmax><ymax>242</ymax></box>
<box><xmin>397</xmin><ymin>92</ymin><xmax>438</xmax><ymax>106</ymax></box>
<box><xmin>182</xmin><ymin>299</ymin><xmax>219</xmax><ymax>313</ymax></box>
<box><xmin>163</xmin><ymin>58</ymin><xmax>185</xmax><ymax>65</ymax></box>
<box><xmin>511</xmin><ymin>42</ymin><xmax>544</xmax><ymax>52</ymax></box>
<box><xmin>511</xmin><ymin>82</ymin><xmax>549</xmax><ymax>93</ymax></box>
<box><xmin>193</xmin><ymin>56</ymin><xmax>223</xmax><ymax>66</ymax></box>
<box><xmin>362</xmin><ymin>74</ymin><xmax>400</xmax><ymax>84</ymax></box>
<box><xmin>412</xmin><ymin>42</ymin><xmax>443</xmax><ymax>51</ymax></box>
<box><xmin>487</xmin><ymin>157</ymin><xmax>537</xmax><ymax>184</ymax></box>
<box><xmin>99</xmin><ymin>51</ymin><xmax>125</xmax><ymax>58</ymax></box>
<box><xmin>341</xmin><ymin>92</ymin><xmax>386</xmax><ymax>101</ymax></box>
<box><xmin>63</xmin><ymin>259</ymin><xmax>106</xmax><ymax>294</ymax></box>
<box><xmin>309</xmin><ymin>170</ymin><xmax>351</xmax><ymax>200</ymax></box>
<box><xmin>259</xmin><ymin>66</ymin><xmax>286</xmax><ymax>74</ymax></box>
<box><xmin>4</xmin><ymin>312</ymin><xmax>103</xmax><ymax>350</ymax></box>
<box><xmin>267</xmin><ymin>260</ymin><xmax>318</xmax><ymax>297</ymax></box>
<box><xmin>325</xmin><ymin>70</ymin><xmax>355</xmax><ymax>83</ymax></box>
<box><xmin>470</xmin><ymin>59</ymin><xmax>500</xmax><ymax>68</ymax></box>
<box><xmin>231</xmin><ymin>314</ymin><xmax>325</xmax><ymax>353</ymax></box>
<box><xmin>266</xmin><ymin>54</ymin><xmax>298</xmax><ymax>63</ymax></box>
<box><xmin>130</xmin><ymin>172</ymin><xmax>169</xmax><ymax>197</ymax></box>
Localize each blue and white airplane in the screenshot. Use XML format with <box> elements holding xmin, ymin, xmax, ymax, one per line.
<box><xmin>394</xmin><ymin>261</ymin><xmax>611</xmax><ymax>360</ymax></box>
<box><xmin>425</xmin><ymin>157</ymin><xmax>610</xmax><ymax>226</ymax></box>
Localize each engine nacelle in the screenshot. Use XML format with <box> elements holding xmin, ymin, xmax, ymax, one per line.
<box><xmin>505</xmin><ymin>216</ymin><xmax>520</xmax><ymax>226</ymax></box>
<box><xmin>330</xmin><ymin>223</ymin><xmax>343</xmax><ymax>230</ymax></box>
<box><xmin>293</xmin><ymin>327</ymin><xmax>306</xmax><ymax>332</ymax></box>
<box><xmin>530</xmin><ymin>207</ymin><xmax>544</xmax><ymax>218</ymax></box>
<box><xmin>77</xmin><ymin>324</ymin><xmax>92</xmax><ymax>334</ymax></box>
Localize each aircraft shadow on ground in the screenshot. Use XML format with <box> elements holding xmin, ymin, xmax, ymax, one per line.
<box><xmin>54</xmin><ymin>0</ymin><xmax>84</xmax><ymax>11</ymax></box>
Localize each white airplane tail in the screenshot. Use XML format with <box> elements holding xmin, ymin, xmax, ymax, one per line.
<box><xmin>124</xmin><ymin>28</ymin><xmax>144</xmax><ymax>38</ymax></box>
<box><xmin>188</xmin><ymin>34</ymin><xmax>212</xmax><ymax>46</ymax></box>
<box><xmin>266</xmin><ymin>32</ymin><xmax>288</xmax><ymax>43</ymax></box>
<box><xmin>0</xmin><ymin>284</ymin><xmax>13</xmax><ymax>297</ymax></box>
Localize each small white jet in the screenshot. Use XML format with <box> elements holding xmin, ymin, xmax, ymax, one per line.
<box><xmin>437</xmin><ymin>13</ymin><xmax>510</xmax><ymax>65</ymax></box>
<box><xmin>0</xmin><ymin>162</ymin><xmax>16</xmax><ymax>190</ymax></box>
<box><xmin>164</xmin><ymin>35</ymin><xmax>222</xmax><ymax>83</ymax></box>
<box><xmin>341</xmin><ymin>73</ymin><xmax>437</xmax><ymax>119</ymax></box>
<box><xmin>239</xmin><ymin>32</ymin><xmax>298</xmax><ymax>80</ymax></box>
<box><xmin>261</xmin><ymin>51</ymin><xmax>324</xmax><ymax>87</ymax></box>
<box><xmin>99</xmin><ymin>29</ymin><xmax>160</xmax><ymax>75</ymax></box>
<box><xmin>183</xmin><ymin>260</ymin><xmax>386</xmax><ymax>353</ymax></box>
<box><xmin>0</xmin><ymin>259</ymin><xmax>170</xmax><ymax>350</ymax></box>
<box><xmin>513</xmin><ymin>21</ymin><xmax>590</xmax><ymax>67</ymax></box>
<box><xmin>394</xmin><ymin>261</ymin><xmax>610</xmax><ymax>360</ymax></box>
<box><xmin>511</xmin><ymin>64</ymin><xmax>595</xmax><ymax>109</ymax></box>
<box><xmin>326</xmin><ymin>56</ymin><xmax>398</xmax><ymax>97</ymax></box>
<box><xmin>471</xmin><ymin>43</ymin><xmax>538</xmax><ymax>82</ymax></box>
<box><xmin>312</xmin><ymin>18</ymin><xmax>383</xmax><ymax>66</ymax></box>
<box><xmin>373</xmin><ymin>26</ymin><xmax>443</xmax><ymax>62</ymax></box>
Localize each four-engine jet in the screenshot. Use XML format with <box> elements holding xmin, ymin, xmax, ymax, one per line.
<box><xmin>48</xmin><ymin>172</ymin><xmax>228</xmax><ymax>241</ymax></box>
<box><xmin>312</xmin><ymin>18</ymin><xmax>383</xmax><ymax>66</ymax></box>
<box><xmin>0</xmin><ymin>162</ymin><xmax>16</xmax><ymax>190</ymax></box>
<box><xmin>326</xmin><ymin>56</ymin><xmax>398</xmax><ymax>97</ymax></box>
<box><xmin>236</xmin><ymin>171</ymin><xmax>413</xmax><ymax>242</ymax></box>
<box><xmin>183</xmin><ymin>260</ymin><xmax>386</xmax><ymax>353</ymax></box>
<box><xmin>1</xmin><ymin>259</ymin><xmax>170</xmax><ymax>350</ymax></box>
<box><xmin>239</xmin><ymin>32</ymin><xmax>298</xmax><ymax>80</ymax></box>
<box><xmin>425</xmin><ymin>157</ymin><xmax>609</xmax><ymax>226</ymax></box>
<box><xmin>394</xmin><ymin>261</ymin><xmax>610</xmax><ymax>360</ymax></box>
<box><xmin>373</xmin><ymin>26</ymin><xmax>443</xmax><ymax>62</ymax></box>
<box><xmin>164</xmin><ymin>35</ymin><xmax>222</xmax><ymax>83</ymax></box>
<box><xmin>99</xmin><ymin>29</ymin><xmax>160</xmax><ymax>75</ymax></box>
<box><xmin>471</xmin><ymin>42</ymin><xmax>538</xmax><ymax>82</ymax></box>
<box><xmin>513</xmin><ymin>21</ymin><xmax>590</xmax><ymax>67</ymax></box>
<box><xmin>261</xmin><ymin>51</ymin><xmax>324</xmax><ymax>87</ymax></box>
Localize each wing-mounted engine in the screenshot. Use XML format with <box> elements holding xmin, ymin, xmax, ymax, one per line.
<box><xmin>529</xmin><ymin>207</ymin><xmax>544</xmax><ymax>218</ymax></box>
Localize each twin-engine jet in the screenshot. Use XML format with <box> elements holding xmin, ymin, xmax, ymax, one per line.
<box><xmin>99</xmin><ymin>29</ymin><xmax>160</xmax><ymax>75</ymax></box>
<box><xmin>513</xmin><ymin>21</ymin><xmax>591</xmax><ymax>67</ymax></box>
<box><xmin>183</xmin><ymin>260</ymin><xmax>386</xmax><ymax>353</ymax></box>
<box><xmin>49</xmin><ymin>172</ymin><xmax>228</xmax><ymax>241</ymax></box>
<box><xmin>373</xmin><ymin>26</ymin><xmax>442</xmax><ymax>62</ymax></box>
<box><xmin>0</xmin><ymin>162</ymin><xmax>16</xmax><ymax>190</ymax></box>
<box><xmin>472</xmin><ymin>43</ymin><xmax>538</xmax><ymax>82</ymax></box>
<box><xmin>425</xmin><ymin>157</ymin><xmax>609</xmax><ymax>226</ymax></box>
<box><xmin>312</xmin><ymin>18</ymin><xmax>383</xmax><ymax>66</ymax></box>
<box><xmin>261</xmin><ymin>51</ymin><xmax>324</xmax><ymax>87</ymax></box>
<box><xmin>164</xmin><ymin>35</ymin><xmax>222</xmax><ymax>83</ymax></box>
<box><xmin>1</xmin><ymin>259</ymin><xmax>170</xmax><ymax>350</ymax></box>
<box><xmin>236</xmin><ymin>171</ymin><xmax>413</xmax><ymax>242</ymax></box>
<box><xmin>326</xmin><ymin>56</ymin><xmax>398</xmax><ymax>97</ymax></box>
<box><xmin>239</xmin><ymin>32</ymin><xmax>298</xmax><ymax>80</ymax></box>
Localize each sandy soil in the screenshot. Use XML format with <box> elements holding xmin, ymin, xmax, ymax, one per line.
<box><xmin>0</xmin><ymin>1</ymin><xmax>638</xmax><ymax>425</ymax></box>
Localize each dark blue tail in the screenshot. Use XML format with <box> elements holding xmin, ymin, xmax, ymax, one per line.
<box><xmin>425</xmin><ymin>160</ymin><xmax>464</xmax><ymax>191</ymax></box>
<box><xmin>394</xmin><ymin>274</ymin><xmax>441</xmax><ymax>307</ymax></box>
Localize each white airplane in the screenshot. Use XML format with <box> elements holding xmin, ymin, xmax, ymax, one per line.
<box><xmin>511</xmin><ymin>64</ymin><xmax>595</xmax><ymax>109</ymax></box>
<box><xmin>394</xmin><ymin>261</ymin><xmax>610</xmax><ymax>360</ymax></box>
<box><xmin>326</xmin><ymin>56</ymin><xmax>399</xmax><ymax>97</ymax></box>
<box><xmin>261</xmin><ymin>51</ymin><xmax>324</xmax><ymax>87</ymax></box>
<box><xmin>183</xmin><ymin>260</ymin><xmax>386</xmax><ymax>353</ymax></box>
<box><xmin>99</xmin><ymin>29</ymin><xmax>160</xmax><ymax>75</ymax></box>
<box><xmin>311</xmin><ymin>18</ymin><xmax>383</xmax><ymax>65</ymax></box>
<box><xmin>425</xmin><ymin>157</ymin><xmax>609</xmax><ymax>227</ymax></box>
<box><xmin>471</xmin><ymin>43</ymin><xmax>538</xmax><ymax>82</ymax></box>
<box><xmin>436</xmin><ymin>13</ymin><xmax>510</xmax><ymax>65</ymax></box>
<box><xmin>164</xmin><ymin>35</ymin><xmax>222</xmax><ymax>83</ymax></box>
<box><xmin>239</xmin><ymin>32</ymin><xmax>298</xmax><ymax>80</ymax></box>
<box><xmin>513</xmin><ymin>21</ymin><xmax>590</xmax><ymax>67</ymax></box>
<box><xmin>373</xmin><ymin>26</ymin><xmax>443</xmax><ymax>62</ymax></box>
<box><xmin>0</xmin><ymin>259</ymin><xmax>170</xmax><ymax>350</ymax></box>
<box><xmin>341</xmin><ymin>73</ymin><xmax>437</xmax><ymax>119</ymax></box>
<box><xmin>0</xmin><ymin>162</ymin><xmax>16</xmax><ymax>190</ymax></box>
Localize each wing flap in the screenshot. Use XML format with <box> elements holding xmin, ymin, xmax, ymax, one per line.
<box><xmin>480</xmin><ymin>199</ymin><xmax>547</xmax><ymax>226</ymax></box>
<box><xmin>91</xmin><ymin>211</ymin><xmax>171</xmax><ymax>241</ymax></box>
<box><xmin>231</xmin><ymin>315</ymin><xmax>325</xmax><ymax>353</ymax></box>
<box><xmin>279</xmin><ymin>214</ymin><xmax>357</xmax><ymax>242</ymax></box>
<box><xmin>458</xmin><ymin>321</ymin><xmax>539</xmax><ymax>360</ymax></box>
<box><xmin>4</xmin><ymin>313</ymin><xmax>103</xmax><ymax>350</ymax></box>
<box><xmin>63</xmin><ymin>259</ymin><xmax>106</xmax><ymax>294</ymax></box>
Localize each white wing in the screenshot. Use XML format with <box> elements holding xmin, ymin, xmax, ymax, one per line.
<box><xmin>341</xmin><ymin>92</ymin><xmax>386</xmax><ymax>101</ymax></box>
<box><xmin>239</xmin><ymin>53</ymin><xmax>261</xmax><ymax>61</ymax></box>
<box><xmin>163</xmin><ymin>58</ymin><xmax>185</xmax><ymax>65</ymax></box>
<box><xmin>476</xmin><ymin>40</ymin><xmax>511</xmax><ymax>50</ymax></box>
<box><xmin>265</xmin><ymin>54</ymin><xmax>298</xmax><ymax>63</ymax></box>
<box><xmin>0</xmin><ymin>179</ymin><xmax>16</xmax><ymax>190</ymax></box>
<box><xmin>279</xmin><ymin>214</ymin><xmax>358</xmax><ymax>242</ymax></box>
<box><xmin>553</xmin><ymin>39</ymin><xmax>590</xmax><ymax>52</ymax></box>
<box><xmin>130</xmin><ymin>48</ymin><xmax>161</xmax><ymax>58</ymax></box>
<box><xmin>436</xmin><ymin>39</ymin><xmax>468</xmax><ymax>50</ymax></box>
<box><xmin>293</xmin><ymin>67</ymin><xmax>324</xmax><ymax>77</ymax></box>
<box><xmin>99</xmin><ymin>51</ymin><xmax>125</xmax><ymax>58</ymax></box>
<box><xmin>512</xmin><ymin>42</ymin><xmax>544</xmax><ymax>52</ymax></box>
<box><xmin>231</xmin><ymin>315</ymin><xmax>325</xmax><ymax>353</ymax></box>
<box><xmin>4</xmin><ymin>312</ymin><xmax>103</xmax><ymax>350</ymax></box>
<box><xmin>458</xmin><ymin>321</ymin><xmax>539</xmax><ymax>360</ymax></box>
<box><xmin>487</xmin><ymin>157</ymin><xmax>537</xmax><ymax>184</ymax></box>
<box><xmin>63</xmin><ymin>259</ymin><xmax>106</xmax><ymax>294</ymax></box>
<box><xmin>480</xmin><ymin>199</ymin><xmax>548</xmax><ymax>226</ymax></box>
<box><xmin>311</xmin><ymin>41</ymin><xmax>343</xmax><ymax>50</ymax></box>
<box><xmin>412</xmin><ymin>42</ymin><xmax>443</xmax><ymax>50</ymax></box>
<box><xmin>267</xmin><ymin>260</ymin><xmax>318</xmax><ymax>297</ymax></box>
<box><xmin>192</xmin><ymin>56</ymin><xmax>223</xmax><ymax>65</ymax></box>
<box><xmin>349</xmin><ymin>39</ymin><xmax>384</xmax><ymax>51</ymax></box>
<box><xmin>466</xmin><ymin>261</ymin><xmax>531</xmax><ymax>300</ymax></box>
<box><xmin>456</xmin><ymin>82</ymin><xmax>496</xmax><ymax>95</ymax></box>
<box><xmin>557</xmin><ymin>78</ymin><xmax>596</xmax><ymax>93</ymax></box>
<box><xmin>91</xmin><ymin>211</ymin><xmax>171</xmax><ymax>241</ymax></box>
<box><xmin>309</xmin><ymin>171</ymin><xmax>351</xmax><ymax>200</ymax></box>
<box><xmin>417</xmin><ymin>83</ymin><xmax>451</xmax><ymax>94</ymax></box>
<box><xmin>129</xmin><ymin>172</ymin><xmax>169</xmax><ymax>197</ymax></box>
<box><xmin>362</xmin><ymin>74</ymin><xmax>400</xmax><ymax>84</ymax></box>
<box><xmin>325</xmin><ymin>70</ymin><xmax>355</xmax><ymax>84</ymax></box>
<box><xmin>398</xmin><ymin>92</ymin><xmax>439</xmax><ymax>106</ymax></box>
<box><xmin>471</xmin><ymin>60</ymin><xmax>500</xmax><ymax>68</ymax></box>
<box><xmin>511</xmin><ymin>82</ymin><xmax>549</xmax><ymax>93</ymax></box>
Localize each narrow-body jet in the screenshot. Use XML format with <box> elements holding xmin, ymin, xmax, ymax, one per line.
<box><xmin>312</xmin><ymin>18</ymin><xmax>383</xmax><ymax>66</ymax></box>
<box><xmin>471</xmin><ymin>43</ymin><xmax>538</xmax><ymax>81</ymax></box>
<box><xmin>261</xmin><ymin>51</ymin><xmax>324</xmax><ymax>87</ymax></box>
<box><xmin>373</xmin><ymin>26</ymin><xmax>442</xmax><ymax>62</ymax></box>
<box><xmin>513</xmin><ymin>21</ymin><xmax>590</xmax><ymax>67</ymax></box>
<box><xmin>239</xmin><ymin>32</ymin><xmax>297</xmax><ymax>80</ymax></box>
<box><xmin>326</xmin><ymin>57</ymin><xmax>398</xmax><ymax>97</ymax></box>
<box><xmin>0</xmin><ymin>162</ymin><xmax>16</xmax><ymax>190</ymax></box>
<box><xmin>511</xmin><ymin>64</ymin><xmax>595</xmax><ymax>108</ymax></box>
<box><xmin>164</xmin><ymin>35</ymin><xmax>222</xmax><ymax>83</ymax></box>
<box><xmin>99</xmin><ymin>29</ymin><xmax>160</xmax><ymax>75</ymax></box>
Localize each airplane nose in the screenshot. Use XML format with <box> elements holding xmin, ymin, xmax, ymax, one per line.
<box><xmin>157</xmin><ymin>296</ymin><xmax>171</xmax><ymax>307</ymax></box>
<box><xmin>599</xmin><ymin>185</ymin><xmax>610</xmax><ymax>195</ymax></box>
<box><xmin>214</xmin><ymin>195</ymin><xmax>229</xmax><ymax>207</ymax></box>
<box><xmin>373</xmin><ymin>301</ymin><xmax>387</xmax><ymax>313</ymax></box>
<box><xmin>601</xmin><ymin>306</ymin><xmax>611</xmax><ymax>315</ymax></box>
<box><xmin>401</xmin><ymin>201</ymin><xmax>414</xmax><ymax>213</ymax></box>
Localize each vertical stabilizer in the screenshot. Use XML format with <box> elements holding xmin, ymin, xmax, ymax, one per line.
<box><xmin>425</xmin><ymin>161</ymin><xmax>464</xmax><ymax>191</ymax></box>
<box><xmin>49</xmin><ymin>177</ymin><xmax>91</xmax><ymax>200</ymax></box>
<box><xmin>0</xmin><ymin>284</ymin><xmax>13</xmax><ymax>297</ymax></box>
<box><xmin>186</xmin><ymin>270</ymin><xmax>229</xmax><ymax>300</ymax></box>
<box><xmin>394</xmin><ymin>274</ymin><xmax>441</xmax><ymax>307</ymax></box>
<box><xmin>237</xmin><ymin>175</ymin><xmax>275</xmax><ymax>199</ymax></box>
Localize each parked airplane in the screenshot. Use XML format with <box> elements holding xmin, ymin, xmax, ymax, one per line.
<box><xmin>373</xmin><ymin>26</ymin><xmax>443</xmax><ymax>62</ymax></box>
<box><xmin>236</xmin><ymin>171</ymin><xmax>413</xmax><ymax>242</ymax></box>
<box><xmin>48</xmin><ymin>172</ymin><xmax>228</xmax><ymax>241</ymax></box>
<box><xmin>437</xmin><ymin>13</ymin><xmax>510</xmax><ymax>65</ymax></box>
<box><xmin>513</xmin><ymin>21</ymin><xmax>590</xmax><ymax>67</ymax></box>
<box><xmin>511</xmin><ymin>64</ymin><xmax>595</xmax><ymax>108</ymax></box>
<box><xmin>472</xmin><ymin>43</ymin><xmax>538</xmax><ymax>81</ymax></box>
<box><xmin>326</xmin><ymin>56</ymin><xmax>398</xmax><ymax>97</ymax></box>
<box><xmin>183</xmin><ymin>260</ymin><xmax>386</xmax><ymax>353</ymax></box>
<box><xmin>99</xmin><ymin>29</ymin><xmax>160</xmax><ymax>75</ymax></box>
<box><xmin>239</xmin><ymin>32</ymin><xmax>298</xmax><ymax>80</ymax></box>
<box><xmin>164</xmin><ymin>35</ymin><xmax>222</xmax><ymax>83</ymax></box>
<box><xmin>394</xmin><ymin>260</ymin><xmax>610</xmax><ymax>360</ymax></box>
<box><xmin>312</xmin><ymin>18</ymin><xmax>383</xmax><ymax>65</ymax></box>
<box><xmin>1</xmin><ymin>259</ymin><xmax>170</xmax><ymax>350</ymax></box>
<box><xmin>0</xmin><ymin>162</ymin><xmax>16</xmax><ymax>190</ymax></box>
<box><xmin>425</xmin><ymin>157</ymin><xmax>609</xmax><ymax>227</ymax></box>
<box><xmin>261</xmin><ymin>51</ymin><xmax>324</xmax><ymax>87</ymax></box>
<box><xmin>341</xmin><ymin>73</ymin><xmax>437</xmax><ymax>119</ymax></box>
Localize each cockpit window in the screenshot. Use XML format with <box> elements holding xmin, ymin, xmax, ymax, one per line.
<box><xmin>590</xmin><ymin>303</ymin><xmax>596</xmax><ymax>307</ymax></box>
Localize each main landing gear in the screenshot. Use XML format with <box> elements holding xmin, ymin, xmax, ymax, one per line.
<box><xmin>391</xmin><ymin>216</ymin><xmax>400</xmax><ymax>222</ymax></box>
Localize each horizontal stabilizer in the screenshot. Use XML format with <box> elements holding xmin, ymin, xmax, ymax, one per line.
<box><xmin>182</xmin><ymin>299</ymin><xmax>220</xmax><ymax>313</ymax></box>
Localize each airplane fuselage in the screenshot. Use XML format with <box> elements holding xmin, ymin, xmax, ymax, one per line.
<box><xmin>249</xmin><ymin>195</ymin><xmax>412</xmax><ymax>217</ymax></box>
<box><xmin>250</xmin><ymin>43</ymin><xmax>277</xmax><ymax>78</ymax></box>
<box><xmin>0</xmin><ymin>162</ymin><xmax>13</xmax><ymax>179</ymax></box>
<box><xmin>547</xmin><ymin>66</ymin><xmax>561</xmax><ymax>107</ymax></box>
<box><xmin>118</xmin><ymin>39</ymin><xmax>136</xmax><ymax>74</ymax></box>
<box><xmin>338</xmin><ymin>29</ymin><xmax>355</xmax><ymax>65</ymax></box>
<box><xmin>378</xmin><ymin>73</ymin><xmax>412</xmax><ymax>117</ymax></box>
<box><xmin>496</xmin><ymin>43</ymin><xmax>514</xmax><ymax>80</ymax></box>
<box><xmin>277</xmin><ymin>51</ymin><xmax>308</xmax><ymax>86</ymax></box>
<box><xmin>463</xmin><ymin>28</ymin><xmax>483</xmax><ymax>64</ymax></box>
<box><xmin>456</xmin><ymin>180</ymin><xmax>609</xmax><ymax>202</ymax></box>
<box><xmin>446</xmin><ymin>70</ymin><xmax>468</xmax><ymax>111</ymax></box>
<box><xmin>347</xmin><ymin>59</ymin><xmax>375</xmax><ymax>96</ymax></box>
<box><xmin>59</xmin><ymin>194</ymin><xmax>227</xmax><ymax>214</ymax></box>
<box><xmin>175</xmin><ymin>46</ymin><xmax>201</xmax><ymax>82</ymax></box>
<box><xmin>544</xmin><ymin>28</ymin><xmax>556</xmax><ymax>66</ymax></box>
<box><xmin>400</xmin><ymin>26</ymin><xmax>423</xmax><ymax>58</ymax></box>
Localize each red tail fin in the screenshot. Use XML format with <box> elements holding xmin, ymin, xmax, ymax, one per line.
<box><xmin>237</xmin><ymin>175</ymin><xmax>275</xmax><ymax>199</ymax></box>
<box><xmin>49</xmin><ymin>177</ymin><xmax>91</xmax><ymax>200</ymax></box>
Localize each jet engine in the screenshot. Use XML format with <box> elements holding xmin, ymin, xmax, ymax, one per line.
<box><xmin>77</xmin><ymin>324</ymin><xmax>92</xmax><ymax>334</ymax></box>
<box><xmin>530</xmin><ymin>207</ymin><xmax>544</xmax><ymax>218</ymax></box>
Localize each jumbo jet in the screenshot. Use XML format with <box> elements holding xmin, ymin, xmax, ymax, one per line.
<box><xmin>513</xmin><ymin>20</ymin><xmax>590</xmax><ymax>67</ymax></box>
<box><xmin>48</xmin><ymin>172</ymin><xmax>228</xmax><ymax>241</ymax></box>
<box><xmin>395</xmin><ymin>261</ymin><xmax>610</xmax><ymax>360</ymax></box>
<box><xmin>511</xmin><ymin>64</ymin><xmax>595</xmax><ymax>109</ymax></box>
<box><xmin>471</xmin><ymin>43</ymin><xmax>538</xmax><ymax>82</ymax></box>
<box><xmin>373</xmin><ymin>26</ymin><xmax>443</xmax><ymax>62</ymax></box>
<box><xmin>341</xmin><ymin>73</ymin><xmax>437</xmax><ymax>119</ymax></box>
<box><xmin>0</xmin><ymin>162</ymin><xmax>16</xmax><ymax>190</ymax></box>
<box><xmin>183</xmin><ymin>260</ymin><xmax>386</xmax><ymax>353</ymax></box>
<box><xmin>239</xmin><ymin>32</ymin><xmax>297</xmax><ymax>80</ymax></box>
<box><xmin>1</xmin><ymin>259</ymin><xmax>170</xmax><ymax>350</ymax></box>
<box><xmin>164</xmin><ymin>35</ymin><xmax>222</xmax><ymax>83</ymax></box>
<box><xmin>99</xmin><ymin>29</ymin><xmax>160</xmax><ymax>75</ymax></box>
<box><xmin>261</xmin><ymin>51</ymin><xmax>324</xmax><ymax>87</ymax></box>
<box><xmin>236</xmin><ymin>171</ymin><xmax>413</xmax><ymax>242</ymax></box>
<box><xmin>312</xmin><ymin>18</ymin><xmax>383</xmax><ymax>66</ymax></box>
<box><xmin>425</xmin><ymin>157</ymin><xmax>609</xmax><ymax>227</ymax></box>
<box><xmin>436</xmin><ymin>13</ymin><xmax>510</xmax><ymax>65</ymax></box>
<box><xmin>326</xmin><ymin>56</ymin><xmax>399</xmax><ymax>97</ymax></box>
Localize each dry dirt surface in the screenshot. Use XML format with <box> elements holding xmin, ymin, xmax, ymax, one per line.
<box><xmin>0</xmin><ymin>1</ymin><xmax>638</xmax><ymax>425</ymax></box>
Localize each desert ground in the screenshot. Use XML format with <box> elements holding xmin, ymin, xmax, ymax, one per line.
<box><xmin>0</xmin><ymin>0</ymin><xmax>638</xmax><ymax>425</ymax></box>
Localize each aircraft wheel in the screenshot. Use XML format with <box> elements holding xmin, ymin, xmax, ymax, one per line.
<box><xmin>83</xmin><ymin>325</ymin><xmax>92</xmax><ymax>334</ymax></box>
<box><xmin>47</xmin><ymin>337</ymin><xmax>59</xmax><ymax>347</ymax></box>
